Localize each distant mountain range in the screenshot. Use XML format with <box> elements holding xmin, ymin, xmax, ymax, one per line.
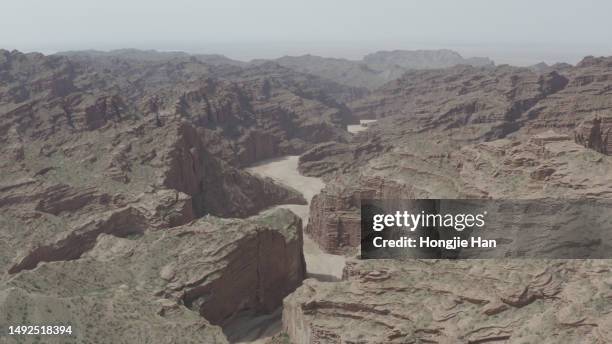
<box><xmin>57</xmin><ymin>48</ymin><xmax>494</xmax><ymax>89</ymax></box>
<box><xmin>257</xmin><ymin>49</ymin><xmax>494</xmax><ymax>89</ymax></box>
<box><xmin>57</xmin><ymin>48</ymin><xmax>247</xmax><ymax>66</ymax></box>
<box><xmin>262</xmin><ymin>50</ymin><xmax>494</xmax><ymax>89</ymax></box>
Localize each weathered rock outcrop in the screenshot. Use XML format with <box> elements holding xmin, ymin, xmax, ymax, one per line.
<box><xmin>350</xmin><ymin>65</ymin><xmax>569</xmax><ymax>140</ymax></box>
<box><xmin>298</xmin><ymin>134</ymin><xmax>389</xmax><ymax>178</ymax></box>
<box><xmin>575</xmin><ymin>115</ymin><xmax>612</xmax><ymax>155</ymax></box>
<box><xmin>1</xmin><ymin>209</ymin><xmax>305</xmax><ymax>343</ymax></box>
<box><xmin>282</xmin><ymin>259</ymin><xmax>612</xmax><ymax>343</ymax></box>
<box><xmin>524</xmin><ymin>56</ymin><xmax>612</xmax><ymax>134</ymax></box>
<box><xmin>1</xmin><ymin>49</ymin><xmax>356</xmax><ymax>170</ymax></box>
<box><xmin>0</xmin><ymin>286</ymin><xmax>229</xmax><ymax>344</ymax></box>
<box><xmin>302</xmin><ymin>57</ymin><xmax>612</xmax><ymax>254</ymax></box>
<box><xmin>178</xmin><ymin>209</ymin><xmax>306</xmax><ymax>325</ymax></box>
<box><xmin>0</xmin><ymin>178</ymin><xmax>198</xmax><ymax>276</ymax></box>
<box><xmin>159</xmin><ymin>121</ymin><xmax>306</xmax><ymax>218</ymax></box>
<box><xmin>305</xmin><ymin>129</ymin><xmax>612</xmax><ymax>253</ymax></box>
<box><xmin>307</xmin><ymin>176</ymin><xmax>417</xmax><ymax>254</ymax></box>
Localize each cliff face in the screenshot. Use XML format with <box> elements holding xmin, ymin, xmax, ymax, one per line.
<box><xmin>183</xmin><ymin>210</ymin><xmax>306</xmax><ymax>325</ymax></box>
<box><xmin>306</xmin><ymin>177</ymin><xmax>416</xmax><ymax>254</ymax></box>
<box><xmin>1</xmin><ymin>209</ymin><xmax>305</xmax><ymax>343</ymax></box>
<box><xmin>159</xmin><ymin>121</ymin><xmax>306</xmax><ymax>218</ymax></box>
<box><xmin>574</xmin><ymin>116</ymin><xmax>612</xmax><ymax>155</ymax></box>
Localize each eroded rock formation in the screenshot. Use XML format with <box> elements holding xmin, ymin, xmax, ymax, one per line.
<box><xmin>0</xmin><ymin>49</ymin><xmax>335</xmax><ymax>343</ymax></box>
<box><xmin>349</xmin><ymin>65</ymin><xmax>569</xmax><ymax>140</ymax></box>
<box><xmin>575</xmin><ymin>116</ymin><xmax>612</xmax><ymax>155</ymax></box>
<box><xmin>282</xmin><ymin>259</ymin><xmax>612</xmax><ymax>343</ymax></box>
<box><xmin>301</xmin><ymin>56</ymin><xmax>612</xmax><ymax>254</ymax></box>
<box><xmin>159</xmin><ymin>121</ymin><xmax>306</xmax><ymax>218</ymax></box>
<box><xmin>1</xmin><ymin>209</ymin><xmax>305</xmax><ymax>343</ymax></box>
<box><xmin>4</xmin><ymin>47</ymin><xmax>612</xmax><ymax>344</ymax></box>
<box><xmin>304</xmin><ymin>129</ymin><xmax>612</xmax><ymax>254</ymax></box>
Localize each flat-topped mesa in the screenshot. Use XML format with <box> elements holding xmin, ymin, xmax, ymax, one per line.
<box><xmin>574</xmin><ymin>115</ymin><xmax>612</xmax><ymax>155</ymax></box>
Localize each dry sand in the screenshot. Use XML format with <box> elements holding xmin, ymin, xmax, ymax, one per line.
<box><xmin>246</xmin><ymin>156</ymin><xmax>345</xmax><ymax>280</ymax></box>
<box><xmin>347</xmin><ymin>119</ymin><xmax>377</xmax><ymax>133</ymax></box>
<box><xmin>246</xmin><ymin>156</ymin><xmax>324</xmax><ymax>207</ymax></box>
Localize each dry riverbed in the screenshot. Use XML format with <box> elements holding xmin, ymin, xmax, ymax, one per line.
<box><xmin>229</xmin><ymin>155</ymin><xmax>346</xmax><ymax>343</ymax></box>
<box><xmin>347</xmin><ymin>119</ymin><xmax>377</xmax><ymax>133</ymax></box>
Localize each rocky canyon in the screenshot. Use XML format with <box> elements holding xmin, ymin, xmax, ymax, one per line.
<box><xmin>1</xmin><ymin>48</ymin><xmax>611</xmax><ymax>344</ymax></box>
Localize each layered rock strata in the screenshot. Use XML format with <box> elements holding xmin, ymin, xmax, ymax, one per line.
<box><xmin>304</xmin><ymin>129</ymin><xmax>612</xmax><ymax>253</ymax></box>
<box><xmin>575</xmin><ymin>116</ymin><xmax>612</xmax><ymax>155</ymax></box>
<box><xmin>282</xmin><ymin>259</ymin><xmax>612</xmax><ymax>343</ymax></box>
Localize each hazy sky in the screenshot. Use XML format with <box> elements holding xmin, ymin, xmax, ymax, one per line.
<box><xmin>2</xmin><ymin>0</ymin><xmax>612</xmax><ymax>65</ymax></box>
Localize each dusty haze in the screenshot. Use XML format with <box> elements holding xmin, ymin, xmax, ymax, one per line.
<box><xmin>2</xmin><ymin>0</ymin><xmax>612</xmax><ymax>65</ymax></box>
